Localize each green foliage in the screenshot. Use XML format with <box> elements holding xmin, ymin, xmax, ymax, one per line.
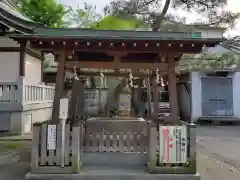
<box><xmin>16</xmin><ymin>0</ymin><xmax>69</xmax><ymax>27</ymax></box>
<box><xmin>65</xmin><ymin>3</ymin><xmax>101</xmax><ymax>28</ymax></box>
<box><xmin>90</xmin><ymin>16</ymin><xmax>148</xmax><ymax>30</ymax></box>
<box><xmin>179</xmin><ymin>51</ymin><xmax>240</xmax><ymax>71</ymax></box>
<box><xmin>105</xmin><ymin>0</ymin><xmax>240</xmax><ymax>30</ymax></box>
<box><xmin>65</xmin><ymin>2</ymin><xmax>148</xmax><ymax>30</ymax></box>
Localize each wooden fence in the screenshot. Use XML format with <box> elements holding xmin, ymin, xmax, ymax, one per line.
<box><xmin>31</xmin><ymin>122</ymin><xmax>82</xmax><ymax>174</ymax></box>
<box><xmin>148</xmin><ymin>121</ymin><xmax>196</xmax><ymax>174</ymax></box>
<box><xmin>84</xmin><ymin>120</ymin><xmax>148</xmax><ymax>153</ymax></box>
<box><xmin>30</xmin><ymin>119</ymin><xmax>197</xmax><ymax>174</ymax></box>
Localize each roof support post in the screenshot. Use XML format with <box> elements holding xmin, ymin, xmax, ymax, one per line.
<box><xmin>77</xmin><ymin>78</ymin><xmax>85</xmax><ymax>120</ymax></box>
<box><xmin>167</xmin><ymin>54</ymin><xmax>179</xmax><ymax>122</ymax></box>
<box><xmin>146</xmin><ymin>77</ymin><xmax>152</xmax><ymax>117</ymax></box>
<box><xmin>40</xmin><ymin>51</ymin><xmax>44</xmax><ymax>82</ymax></box>
<box><xmin>19</xmin><ymin>42</ymin><xmax>26</xmax><ymax>77</ymax></box>
<box><xmin>51</xmin><ymin>51</ymin><xmax>66</xmax><ymax>124</ymax></box>
<box><xmin>69</xmin><ymin>78</ymin><xmax>81</xmax><ymax>124</ymax></box>
<box><xmin>153</xmin><ymin>77</ymin><xmax>160</xmax><ymax>121</ymax></box>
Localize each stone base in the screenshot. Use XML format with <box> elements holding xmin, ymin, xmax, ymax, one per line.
<box><xmin>198</xmin><ymin>116</ymin><xmax>240</xmax><ymax>125</ymax></box>
<box><xmin>25</xmin><ymin>165</ymin><xmax>200</xmax><ymax>180</ymax></box>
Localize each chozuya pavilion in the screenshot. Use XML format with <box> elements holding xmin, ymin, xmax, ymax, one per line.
<box><xmin>10</xmin><ymin>28</ymin><xmax>222</xmax><ymax>180</ymax></box>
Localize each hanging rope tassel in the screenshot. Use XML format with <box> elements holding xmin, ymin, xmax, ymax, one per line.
<box><xmin>156</xmin><ymin>68</ymin><xmax>160</xmax><ymax>84</ymax></box>
<box><xmin>100</xmin><ymin>69</ymin><xmax>104</xmax><ymax>86</ymax></box>
<box><xmin>73</xmin><ymin>66</ymin><xmax>79</xmax><ymax>80</ymax></box>
<box><xmin>129</xmin><ymin>69</ymin><xmax>133</xmax><ymax>87</ymax></box>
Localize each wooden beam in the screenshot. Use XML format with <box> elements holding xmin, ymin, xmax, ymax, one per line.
<box><xmin>167</xmin><ymin>54</ymin><xmax>179</xmax><ymax>122</ymax></box>
<box><xmin>19</xmin><ymin>42</ymin><xmax>26</xmax><ymax>76</ymax></box>
<box><xmin>65</xmin><ymin>61</ymin><xmax>168</xmax><ymax>70</ymax></box>
<box><xmin>51</xmin><ymin>51</ymin><xmax>66</xmax><ymax>123</ymax></box>
<box><xmin>78</xmin><ymin>71</ymin><xmax>152</xmax><ymax>77</ymax></box>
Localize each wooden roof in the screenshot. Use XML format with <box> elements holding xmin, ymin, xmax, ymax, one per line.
<box><xmin>12</xmin><ymin>27</ymin><xmax>218</xmax><ymax>40</ymax></box>
<box><xmin>0</xmin><ymin>0</ymin><xmax>43</xmax><ymax>34</ymax></box>
<box><xmin>10</xmin><ymin>28</ymin><xmax>223</xmax><ymax>53</ymax></box>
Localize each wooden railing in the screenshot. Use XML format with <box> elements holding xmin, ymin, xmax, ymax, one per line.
<box><xmin>84</xmin><ymin>119</ymin><xmax>148</xmax><ymax>153</ymax></box>
<box><xmin>0</xmin><ymin>82</ymin><xmax>19</xmax><ymax>102</ymax></box>
<box><xmin>23</xmin><ymin>81</ymin><xmax>55</xmax><ymax>104</ymax></box>
<box><xmin>30</xmin><ymin>119</ymin><xmax>197</xmax><ymax>174</ymax></box>
<box><xmin>0</xmin><ymin>77</ymin><xmax>54</xmax><ymax>105</ymax></box>
<box><xmin>31</xmin><ymin>122</ymin><xmax>82</xmax><ymax>174</ymax></box>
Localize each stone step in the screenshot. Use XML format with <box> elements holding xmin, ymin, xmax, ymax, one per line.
<box><xmin>25</xmin><ymin>165</ymin><xmax>200</xmax><ymax>180</ymax></box>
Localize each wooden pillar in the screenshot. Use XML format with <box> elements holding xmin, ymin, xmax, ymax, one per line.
<box><xmin>69</xmin><ymin>78</ymin><xmax>81</xmax><ymax>123</ymax></box>
<box><xmin>40</xmin><ymin>51</ymin><xmax>44</xmax><ymax>82</ymax></box>
<box><xmin>167</xmin><ymin>54</ymin><xmax>179</xmax><ymax>121</ymax></box>
<box><xmin>146</xmin><ymin>77</ymin><xmax>152</xmax><ymax>117</ymax></box>
<box><xmin>77</xmin><ymin>78</ymin><xmax>85</xmax><ymax>118</ymax></box>
<box><xmin>51</xmin><ymin>51</ymin><xmax>66</xmax><ymax>123</ymax></box>
<box><xmin>152</xmin><ymin>77</ymin><xmax>159</xmax><ymax>120</ymax></box>
<box><xmin>19</xmin><ymin>42</ymin><xmax>26</xmax><ymax>76</ymax></box>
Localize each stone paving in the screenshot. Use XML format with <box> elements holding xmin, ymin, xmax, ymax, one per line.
<box><xmin>197</xmin><ymin>126</ymin><xmax>240</xmax><ymax>169</ymax></box>
<box><xmin>0</xmin><ymin>126</ymin><xmax>240</xmax><ymax>180</ymax></box>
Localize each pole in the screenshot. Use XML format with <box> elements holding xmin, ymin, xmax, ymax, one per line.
<box><xmin>146</xmin><ymin>77</ymin><xmax>152</xmax><ymax>117</ymax></box>
<box><xmin>60</xmin><ymin>118</ymin><xmax>66</xmax><ymax>168</ymax></box>
<box><xmin>59</xmin><ymin>98</ymin><xmax>69</xmax><ymax>168</ymax></box>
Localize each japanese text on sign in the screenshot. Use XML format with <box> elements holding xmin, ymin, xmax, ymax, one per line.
<box><xmin>47</xmin><ymin>125</ymin><xmax>56</xmax><ymax>150</ymax></box>
<box><xmin>159</xmin><ymin>126</ymin><xmax>187</xmax><ymax>164</ymax></box>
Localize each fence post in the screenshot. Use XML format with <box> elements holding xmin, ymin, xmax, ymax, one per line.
<box><xmin>31</xmin><ymin>124</ymin><xmax>41</xmax><ymax>172</ymax></box>
<box><xmin>189</xmin><ymin>123</ymin><xmax>197</xmax><ymax>173</ymax></box>
<box><xmin>71</xmin><ymin>125</ymin><xmax>82</xmax><ymax>173</ymax></box>
<box><xmin>147</xmin><ymin>123</ymin><xmax>157</xmax><ymax>173</ymax></box>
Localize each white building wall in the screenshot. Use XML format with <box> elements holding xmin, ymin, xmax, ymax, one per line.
<box><xmin>25</xmin><ymin>54</ymin><xmax>42</xmax><ymax>83</ymax></box>
<box><xmin>0</xmin><ymin>52</ymin><xmax>20</xmax><ymax>81</ymax></box>
<box><xmin>191</xmin><ymin>72</ymin><xmax>240</xmax><ymax>121</ymax></box>
<box><xmin>0</xmin><ymin>37</ymin><xmax>20</xmax><ymax>81</ymax></box>
<box><xmin>190</xmin><ymin>72</ymin><xmax>202</xmax><ymax>123</ymax></box>
<box><xmin>232</xmin><ymin>72</ymin><xmax>240</xmax><ymax>118</ymax></box>
<box><xmin>0</xmin><ymin>37</ymin><xmax>42</xmax><ymax>83</ymax></box>
<box><xmin>0</xmin><ymin>36</ymin><xmax>19</xmax><ymax>47</ymax></box>
<box><xmin>199</xmin><ymin>29</ymin><xmax>224</xmax><ymax>38</ymax></box>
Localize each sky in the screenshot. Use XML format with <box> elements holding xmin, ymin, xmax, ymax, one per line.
<box><xmin>58</xmin><ymin>0</ymin><xmax>240</xmax><ymax>37</ymax></box>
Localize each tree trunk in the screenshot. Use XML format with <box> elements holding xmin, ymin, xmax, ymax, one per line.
<box><xmin>152</xmin><ymin>0</ymin><xmax>171</xmax><ymax>31</ymax></box>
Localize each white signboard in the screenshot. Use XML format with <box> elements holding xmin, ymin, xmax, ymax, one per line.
<box><xmin>159</xmin><ymin>125</ymin><xmax>187</xmax><ymax>164</ymax></box>
<box><xmin>59</xmin><ymin>98</ymin><xmax>69</xmax><ymax>119</ymax></box>
<box><xmin>47</xmin><ymin>125</ymin><xmax>57</xmax><ymax>150</ymax></box>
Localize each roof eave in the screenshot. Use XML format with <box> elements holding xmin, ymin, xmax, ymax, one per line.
<box><xmin>0</xmin><ymin>2</ymin><xmax>44</xmax><ymax>30</ymax></box>
<box><xmin>0</xmin><ymin>15</ymin><xmax>33</xmax><ymax>34</ymax></box>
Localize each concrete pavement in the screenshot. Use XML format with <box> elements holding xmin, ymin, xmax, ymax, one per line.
<box><xmin>196</xmin><ymin>126</ymin><xmax>240</xmax><ymax>170</ymax></box>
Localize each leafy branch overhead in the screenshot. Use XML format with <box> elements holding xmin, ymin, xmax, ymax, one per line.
<box><xmin>104</xmin><ymin>0</ymin><xmax>240</xmax><ymax>30</ymax></box>
<box><xmin>178</xmin><ymin>51</ymin><xmax>240</xmax><ymax>71</ymax></box>
<box><xmin>15</xmin><ymin>0</ymin><xmax>70</xmax><ymax>27</ymax></box>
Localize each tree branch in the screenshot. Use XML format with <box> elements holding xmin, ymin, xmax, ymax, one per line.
<box><xmin>152</xmin><ymin>0</ymin><xmax>171</xmax><ymax>31</ymax></box>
